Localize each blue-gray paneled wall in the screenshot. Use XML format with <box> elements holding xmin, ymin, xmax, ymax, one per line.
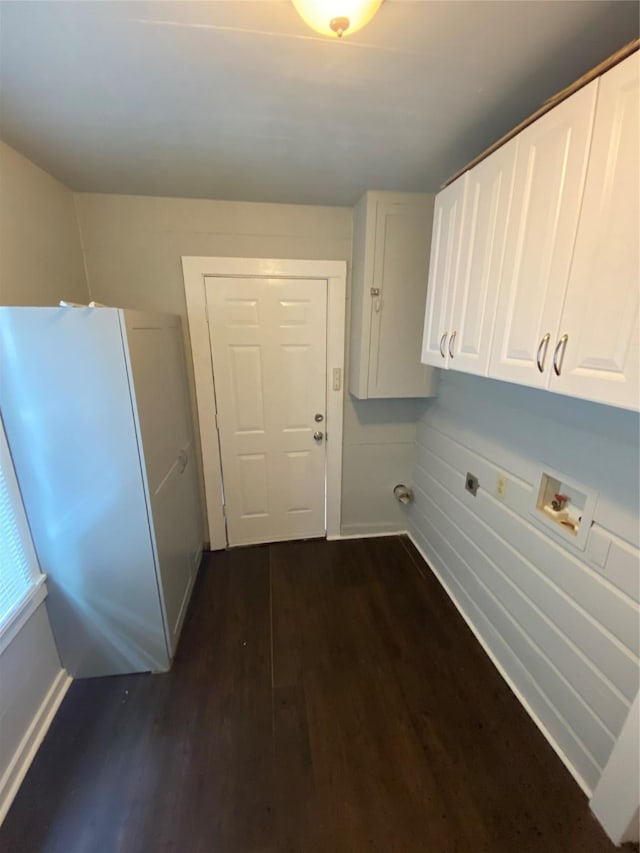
<box><xmin>409</xmin><ymin>371</ymin><xmax>639</xmax><ymax>795</ymax></box>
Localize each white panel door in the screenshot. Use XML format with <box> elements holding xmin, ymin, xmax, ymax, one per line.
<box><xmin>549</xmin><ymin>54</ymin><xmax>640</xmax><ymax>411</ymax></box>
<box><xmin>489</xmin><ymin>81</ymin><xmax>598</xmax><ymax>388</ymax></box>
<box><xmin>448</xmin><ymin>137</ymin><xmax>517</xmax><ymax>375</ymax></box>
<box><xmin>421</xmin><ymin>175</ymin><xmax>468</xmax><ymax>368</ymax></box>
<box><xmin>207</xmin><ymin>277</ymin><xmax>327</xmax><ymax>546</ymax></box>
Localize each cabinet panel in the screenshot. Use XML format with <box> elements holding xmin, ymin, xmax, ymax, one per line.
<box><xmin>348</xmin><ymin>193</ymin><xmax>373</xmax><ymax>398</ymax></box>
<box><xmin>369</xmin><ymin>200</ymin><xmax>435</xmax><ymax>397</ymax></box>
<box><xmin>124</xmin><ymin>312</ymin><xmax>203</xmax><ymax>654</ymax></box>
<box><xmin>489</xmin><ymin>82</ymin><xmax>598</xmax><ymax>388</ymax></box>
<box><xmin>350</xmin><ymin>192</ymin><xmax>437</xmax><ymax>399</ymax></box>
<box><xmin>448</xmin><ymin>139</ymin><xmax>517</xmax><ymax>375</ymax></box>
<box><xmin>151</xmin><ymin>458</ymin><xmax>198</xmax><ymax>652</ymax></box>
<box><xmin>550</xmin><ymin>55</ymin><xmax>639</xmax><ymax>410</ymax></box>
<box><xmin>125</xmin><ymin>316</ymin><xmax>192</xmax><ymax>493</ymax></box>
<box><xmin>421</xmin><ymin>177</ymin><xmax>467</xmax><ymax>368</ymax></box>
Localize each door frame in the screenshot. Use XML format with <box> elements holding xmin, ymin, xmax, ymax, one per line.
<box><xmin>182</xmin><ymin>256</ymin><xmax>347</xmax><ymax>549</ymax></box>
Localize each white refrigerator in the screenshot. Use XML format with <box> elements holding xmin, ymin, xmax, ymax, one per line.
<box><xmin>0</xmin><ymin>307</ymin><xmax>203</xmax><ymax>677</ymax></box>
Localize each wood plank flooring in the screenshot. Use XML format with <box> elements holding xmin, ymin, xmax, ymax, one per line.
<box><xmin>0</xmin><ymin>536</ymin><xmax>625</xmax><ymax>853</ymax></box>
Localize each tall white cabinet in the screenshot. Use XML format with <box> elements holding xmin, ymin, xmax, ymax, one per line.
<box><xmin>350</xmin><ymin>191</ymin><xmax>438</xmax><ymax>399</ymax></box>
<box><xmin>0</xmin><ymin>307</ymin><xmax>203</xmax><ymax>677</ymax></box>
<box><xmin>421</xmin><ymin>51</ymin><xmax>639</xmax><ymax>412</ymax></box>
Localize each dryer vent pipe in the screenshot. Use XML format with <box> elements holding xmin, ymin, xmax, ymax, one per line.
<box><xmin>393</xmin><ymin>484</ymin><xmax>414</xmax><ymax>505</ymax></box>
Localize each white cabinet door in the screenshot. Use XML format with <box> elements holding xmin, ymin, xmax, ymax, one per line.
<box><xmin>124</xmin><ymin>312</ymin><xmax>202</xmax><ymax>654</ymax></box>
<box><xmin>207</xmin><ymin>277</ymin><xmax>327</xmax><ymax>546</ymax></box>
<box><xmin>368</xmin><ymin>199</ymin><xmax>435</xmax><ymax>397</ymax></box>
<box><xmin>549</xmin><ymin>55</ymin><xmax>639</xmax><ymax>410</ymax></box>
<box><xmin>489</xmin><ymin>81</ymin><xmax>598</xmax><ymax>388</ymax></box>
<box><xmin>421</xmin><ymin>175</ymin><xmax>468</xmax><ymax>368</ymax></box>
<box><xmin>350</xmin><ymin>192</ymin><xmax>437</xmax><ymax>399</ymax></box>
<box><xmin>448</xmin><ymin>138</ymin><xmax>517</xmax><ymax>375</ymax></box>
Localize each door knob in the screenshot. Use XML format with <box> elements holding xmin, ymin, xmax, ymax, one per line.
<box><xmin>313</xmin><ymin>431</ymin><xmax>324</xmax><ymax>442</ymax></box>
<box><xmin>314</xmin><ymin>413</ymin><xmax>324</xmax><ymax>422</ymax></box>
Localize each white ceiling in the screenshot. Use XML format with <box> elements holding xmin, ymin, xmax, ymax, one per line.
<box><xmin>0</xmin><ymin>1</ymin><xmax>637</xmax><ymax>206</ymax></box>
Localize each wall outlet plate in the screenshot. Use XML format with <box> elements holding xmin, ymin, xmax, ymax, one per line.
<box><xmin>465</xmin><ymin>473</ymin><xmax>479</xmax><ymax>496</ymax></box>
<box><xmin>496</xmin><ymin>475</ymin><xmax>507</xmax><ymax>497</ymax></box>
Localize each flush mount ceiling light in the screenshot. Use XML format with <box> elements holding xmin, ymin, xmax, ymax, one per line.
<box><xmin>292</xmin><ymin>0</ymin><xmax>383</xmax><ymax>38</ymax></box>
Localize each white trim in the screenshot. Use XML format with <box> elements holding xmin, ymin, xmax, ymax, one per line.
<box><xmin>0</xmin><ymin>577</ymin><xmax>47</xmax><ymax>655</ymax></box>
<box><xmin>406</xmin><ymin>529</ymin><xmax>593</xmax><ymax>798</ymax></box>
<box><xmin>0</xmin><ymin>668</ymin><xmax>71</xmax><ymax>825</ymax></box>
<box><xmin>182</xmin><ymin>257</ymin><xmax>346</xmax><ymax>547</ymax></box>
<box><xmin>328</xmin><ymin>530</ymin><xmax>408</xmax><ymax>541</ymax></box>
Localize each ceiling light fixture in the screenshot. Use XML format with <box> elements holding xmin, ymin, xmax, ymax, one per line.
<box><xmin>291</xmin><ymin>0</ymin><xmax>383</xmax><ymax>38</ymax></box>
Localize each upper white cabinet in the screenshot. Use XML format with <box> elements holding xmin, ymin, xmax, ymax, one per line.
<box><xmin>422</xmin><ymin>138</ymin><xmax>517</xmax><ymax>375</ymax></box>
<box><xmin>548</xmin><ymin>54</ymin><xmax>639</xmax><ymax>410</ymax></box>
<box><xmin>421</xmin><ymin>51</ymin><xmax>639</xmax><ymax>412</ymax></box>
<box><xmin>489</xmin><ymin>81</ymin><xmax>598</xmax><ymax>388</ymax></box>
<box><xmin>350</xmin><ymin>191</ymin><xmax>438</xmax><ymax>399</ymax></box>
<box><xmin>421</xmin><ymin>177</ymin><xmax>467</xmax><ymax>367</ymax></box>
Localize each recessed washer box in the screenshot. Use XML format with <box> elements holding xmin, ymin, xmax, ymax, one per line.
<box><xmin>531</xmin><ymin>465</ymin><xmax>598</xmax><ymax>551</ymax></box>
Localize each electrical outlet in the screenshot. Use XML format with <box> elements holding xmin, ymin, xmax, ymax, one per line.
<box><xmin>496</xmin><ymin>475</ymin><xmax>507</xmax><ymax>497</ymax></box>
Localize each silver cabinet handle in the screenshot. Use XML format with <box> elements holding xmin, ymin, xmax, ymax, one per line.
<box><xmin>536</xmin><ymin>333</ymin><xmax>551</xmax><ymax>373</ymax></box>
<box><xmin>439</xmin><ymin>332</ymin><xmax>447</xmax><ymax>358</ymax></box>
<box><xmin>448</xmin><ymin>330</ymin><xmax>457</xmax><ymax>359</ymax></box>
<box><xmin>553</xmin><ymin>334</ymin><xmax>569</xmax><ymax>376</ymax></box>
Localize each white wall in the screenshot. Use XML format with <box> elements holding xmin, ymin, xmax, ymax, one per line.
<box><xmin>75</xmin><ymin>192</ymin><xmax>420</xmax><ymax>536</ymax></box>
<box><xmin>408</xmin><ymin>371</ymin><xmax>639</xmax><ymax>795</ymax></box>
<box><xmin>591</xmin><ymin>692</ymin><xmax>640</xmax><ymax>844</ymax></box>
<box><xmin>0</xmin><ymin>142</ymin><xmax>88</xmax><ymax>306</ymax></box>
<box><xmin>0</xmin><ymin>606</ymin><xmax>69</xmax><ymax>823</ymax></box>
<box><xmin>0</xmin><ymin>142</ymin><xmax>77</xmax><ymax>822</ymax></box>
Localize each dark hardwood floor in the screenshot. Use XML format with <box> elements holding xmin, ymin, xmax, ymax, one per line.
<box><xmin>0</xmin><ymin>536</ymin><xmax>624</xmax><ymax>853</ymax></box>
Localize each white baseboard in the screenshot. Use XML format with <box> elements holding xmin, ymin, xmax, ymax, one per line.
<box><xmin>329</xmin><ymin>529</ymin><xmax>408</xmax><ymax>541</ymax></box>
<box><xmin>406</xmin><ymin>529</ymin><xmax>592</xmax><ymax>798</ymax></box>
<box><xmin>0</xmin><ymin>668</ymin><xmax>72</xmax><ymax>825</ymax></box>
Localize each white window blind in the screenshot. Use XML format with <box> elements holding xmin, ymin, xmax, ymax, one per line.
<box><xmin>0</xmin><ymin>416</ymin><xmax>43</xmax><ymax>632</ymax></box>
